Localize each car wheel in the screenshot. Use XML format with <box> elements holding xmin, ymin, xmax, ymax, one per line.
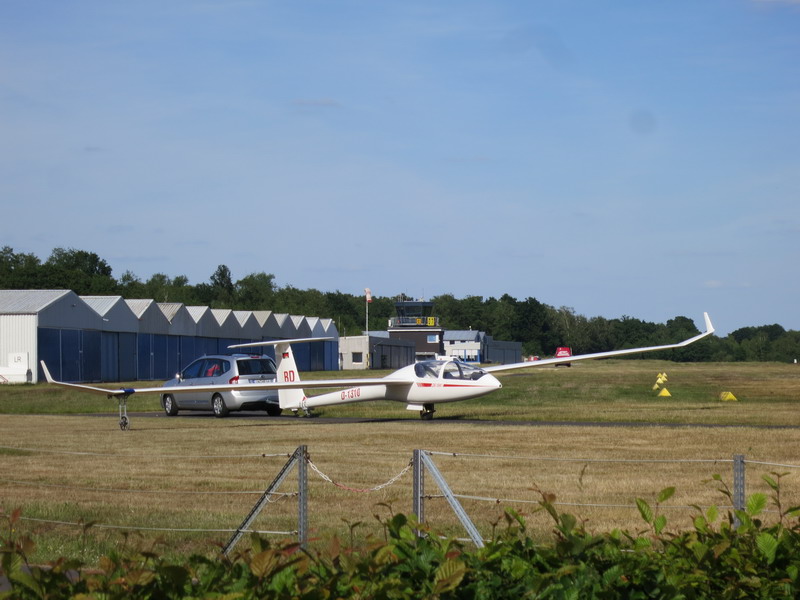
<box><xmin>163</xmin><ymin>394</ymin><xmax>179</xmax><ymax>416</ymax></box>
<box><xmin>212</xmin><ymin>394</ymin><xmax>230</xmax><ymax>418</ymax></box>
<box><xmin>266</xmin><ymin>405</ymin><xmax>283</xmax><ymax>417</ymax></box>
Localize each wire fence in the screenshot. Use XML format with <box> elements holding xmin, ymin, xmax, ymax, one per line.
<box><xmin>3</xmin><ymin>444</ymin><xmax>799</xmax><ymax>551</ymax></box>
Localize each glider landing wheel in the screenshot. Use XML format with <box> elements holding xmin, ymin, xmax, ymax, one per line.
<box><xmin>420</xmin><ymin>404</ymin><xmax>436</xmax><ymax>420</ymax></box>
<box><xmin>116</xmin><ymin>394</ymin><xmax>131</xmax><ymax>431</ymax></box>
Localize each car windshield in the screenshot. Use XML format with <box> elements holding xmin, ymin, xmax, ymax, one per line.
<box><xmin>236</xmin><ymin>358</ymin><xmax>276</xmax><ymax>376</ymax></box>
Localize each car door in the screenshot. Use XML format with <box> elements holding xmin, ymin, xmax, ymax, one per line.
<box><xmin>199</xmin><ymin>358</ymin><xmax>228</xmax><ymax>409</ymax></box>
<box><xmin>176</xmin><ymin>358</ymin><xmax>205</xmax><ymax>406</ymax></box>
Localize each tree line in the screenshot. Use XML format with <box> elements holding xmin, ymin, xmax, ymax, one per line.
<box><xmin>2</xmin><ymin>246</ymin><xmax>798</xmax><ymax>362</ymax></box>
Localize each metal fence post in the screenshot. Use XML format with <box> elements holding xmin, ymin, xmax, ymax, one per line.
<box><xmin>420</xmin><ymin>452</ymin><xmax>484</xmax><ymax>548</ymax></box>
<box><xmin>298</xmin><ymin>445</ymin><xmax>308</xmax><ymax>548</ymax></box>
<box><xmin>412</xmin><ymin>449</ymin><xmax>424</xmax><ymax>525</ymax></box>
<box><xmin>733</xmin><ymin>454</ymin><xmax>745</xmax><ymax>529</ymax></box>
<box><xmin>223</xmin><ymin>446</ymin><xmax>303</xmax><ymax>556</ymax></box>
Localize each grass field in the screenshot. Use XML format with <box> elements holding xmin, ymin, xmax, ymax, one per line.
<box><xmin>1</xmin><ymin>359</ymin><xmax>799</xmax><ymax>564</ymax></box>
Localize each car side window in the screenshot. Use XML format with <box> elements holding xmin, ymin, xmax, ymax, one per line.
<box><xmin>203</xmin><ymin>359</ymin><xmax>225</xmax><ymax>378</ymax></box>
<box><xmin>182</xmin><ymin>359</ymin><xmax>205</xmax><ymax>380</ymax></box>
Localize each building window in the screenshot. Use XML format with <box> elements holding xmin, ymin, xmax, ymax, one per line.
<box><xmin>352</xmin><ymin>352</ymin><xmax>363</xmax><ymax>363</ymax></box>
<box><xmin>427</xmin><ymin>334</ymin><xmax>439</xmax><ymax>344</ymax></box>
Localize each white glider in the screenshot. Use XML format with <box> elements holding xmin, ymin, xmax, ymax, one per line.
<box><xmin>41</xmin><ymin>312</ymin><xmax>714</xmax><ymax>429</ymax></box>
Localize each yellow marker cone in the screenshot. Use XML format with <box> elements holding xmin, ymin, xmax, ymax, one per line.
<box><xmin>657</xmin><ymin>388</ymin><xmax>671</xmax><ymax>397</ymax></box>
<box><xmin>652</xmin><ymin>383</ymin><xmax>661</xmax><ymax>391</ymax></box>
<box><xmin>719</xmin><ymin>391</ymin><xmax>738</xmax><ymax>402</ymax></box>
<box><xmin>656</xmin><ymin>377</ymin><xmax>665</xmax><ymax>385</ymax></box>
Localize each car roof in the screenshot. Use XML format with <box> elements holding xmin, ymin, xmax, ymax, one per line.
<box><xmin>196</xmin><ymin>354</ymin><xmax>275</xmax><ymax>360</ymax></box>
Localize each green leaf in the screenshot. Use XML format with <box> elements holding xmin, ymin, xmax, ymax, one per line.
<box><xmin>8</xmin><ymin>570</ymin><xmax>45</xmax><ymax>596</ymax></box>
<box><xmin>746</xmin><ymin>493</ymin><xmax>768</xmax><ymax>517</ymax></box>
<box><xmin>559</xmin><ymin>513</ymin><xmax>577</xmax><ymax>534</ymax></box>
<box><xmin>691</xmin><ymin>542</ymin><xmax>709</xmax><ymax>562</ymax></box>
<box><xmin>706</xmin><ymin>505</ymin><xmax>719</xmax><ymax>524</ymax></box>
<box><xmin>734</xmin><ymin>510</ymin><xmax>753</xmax><ymax>529</ymax></box>
<box><xmin>657</xmin><ymin>487</ymin><xmax>676</xmax><ymax>503</ymax></box>
<box><xmin>635</xmin><ymin>498</ymin><xmax>653</xmax><ymax>524</ymax></box>
<box><xmin>126</xmin><ymin>569</ymin><xmax>156</xmax><ymax>588</ymax></box>
<box><xmin>250</xmin><ymin>550</ymin><xmax>279</xmax><ymax>579</ymax></box>
<box><xmin>374</xmin><ymin>544</ymin><xmax>398</xmax><ymax>566</ymax></box>
<box><xmin>785</xmin><ymin>505</ymin><xmax>800</xmax><ymax>518</ymax></box>
<box><xmin>694</xmin><ymin>515</ymin><xmax>708</xmax><ymax>532</ymax></box>
<box><xmin>762</xmin><ymin>474</ymin><xmax>778</xmax><ymax>491</ymax></box>
<box><xmin>654</xmin><ymin>515</ymin><xmax>667</xmax><ymax>535</ymax></box>
<box><xmin>564</xmin><ymin>589</ymin><xmax>579</xmax><ymax>600</ymax></box>
<box><xmin>633</xmin><ymin>537</ymin><xmax>652</xmax><ymax>551</ymax></box>
<box><xmin>603</xmin><ymin>565</ymin><xmax>624</xmax><ymax>586</ymax></box>
<box><xmin>713</xmin><ymin>540</ymin><xmax>730</xmax><ymax>558</ymax></box>
<box><xmin>433</xmin><ymin>559</ymin><xmax>466</xmax><ymax>594</ymax></box>
<box><xmin>159</xmin><ymin>565</ymin><xmax>190</xmax><ymax>589</ymax></box>
<box><xmin>756</xmin><ymin>532</ymin><xmax>778</xmax><ymax>565</ymax></box>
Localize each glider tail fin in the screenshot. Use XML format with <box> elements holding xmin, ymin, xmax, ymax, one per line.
<box><xmin>273</xmin><ymin>341</ymin><xmax>306</xmax><ymax>411</ymax></box>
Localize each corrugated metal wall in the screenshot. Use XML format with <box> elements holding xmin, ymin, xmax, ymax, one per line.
<box><xmin>37</xmin><ymin>327</ymin><xmax>103</xmax><ymax>383</ymax></box>
<box><xmin>100</xmin><ymin>332</ymin><xmax>119</xmax><ymax>381</ymax></box>
<box><xmin>0</xmin><ymin>314</ymin><xmax>38</xmax><ymax>376</ymax></box>
<box><xmin>3</xmin><ymin>292</ymin><xmax>342</xmax><ymax>383</ymax></box>
<box><xmin>372</xmin><ymin>341</ymin><xmax>415</xmax><ymax>369</ymax></box>
<box><xmin>486</xmin><ymin>339</ymin><xmax>522</xmax><ymax>364</ymax></box>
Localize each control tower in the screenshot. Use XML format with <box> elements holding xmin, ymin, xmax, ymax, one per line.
<box><xmin>387</xmin><ymin>300</ymin><xmax>443</xmax><ymax>360</ymax></box>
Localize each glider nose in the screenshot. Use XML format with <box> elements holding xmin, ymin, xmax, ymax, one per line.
<box><xmin>485</xmin><ymin>373</ymin><xmax>502</xmax><ymax>389</ymax></box>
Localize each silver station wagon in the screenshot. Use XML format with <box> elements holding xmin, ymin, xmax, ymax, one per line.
<box><xmin>160</xmin><ymin>354</ymin><xmax>281</xmax><ymax>417</ymax></box>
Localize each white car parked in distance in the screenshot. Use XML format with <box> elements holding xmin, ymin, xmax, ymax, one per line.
<box><xmin>160</xmin><ymin>354</ymin><xmax>281</xmax><ymax>417</ymax></box>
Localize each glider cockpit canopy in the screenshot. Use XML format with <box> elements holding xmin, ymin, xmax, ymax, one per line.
<box><xmin>413</xmin><ymin>359</ymin><xmax>487</xmax><ymax>381</ymax></box>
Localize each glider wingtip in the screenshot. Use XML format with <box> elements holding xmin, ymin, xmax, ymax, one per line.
<box><xmin>39</xmin><ymin>360</ymin><xmax>54</xmax><ymax>383</ymax></box>
<box><xmin>703</xmin><ymin>312</ymin><xmax>715</xmax><ymax>335</ymax></box>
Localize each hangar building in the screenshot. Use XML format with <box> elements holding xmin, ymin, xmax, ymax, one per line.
<box><xmin>442</xmin><ymin>330</ymin><xmax>522</xmax><ymax>364</ymax></box>
<box><xmin>338</xmin><ymin>334</ymin><xmax>416</xmax><ymax>370</ymax></box>
<box><xmin>0</xmin><ymin>290</ymin><xmax>338</xmax><ymax>384</ymax></box>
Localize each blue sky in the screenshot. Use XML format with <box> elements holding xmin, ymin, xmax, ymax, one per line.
<box><xmin>2</xmin><ymin>1</ymin><xmax>799</xmax><ymax>336</ymax></box>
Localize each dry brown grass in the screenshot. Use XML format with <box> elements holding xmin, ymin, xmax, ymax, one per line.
<box><xmin>2</xmin><ymin>409</ymin><xmax>800</xmax><ymax>563</ymax></box>
<box><xmin>1</xmin><ymin>359</ymin><xmax>799</xmax><ymax>562</ymax></box>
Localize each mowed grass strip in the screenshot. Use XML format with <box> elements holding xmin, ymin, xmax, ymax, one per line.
<box><xmin>2</xmin><ymin>360</ymin><xmax>799</xmax><ymax>425</ymax></box>
<box><xmin>310</xmin><ymin>360</ymin><xmax>800</xmax><ymax>426</ymax></box>
<box><xmin>1</xmin><ymin>359</ymin><xmax>799</xmax><ymax>564</ymax></box>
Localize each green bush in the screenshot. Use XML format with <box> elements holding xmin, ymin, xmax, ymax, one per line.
<box><xmin>3</xmin><ymin>476</ymin><xmax>800</xmax><ymax>599</ymax></box>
